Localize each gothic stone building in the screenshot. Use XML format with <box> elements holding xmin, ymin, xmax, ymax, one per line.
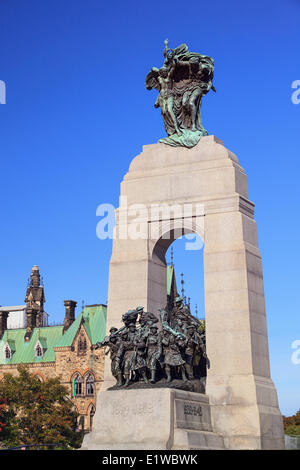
<box><xmin>0</xmin><ymin>264</ymin><xmax>178</xmax><ymax>432</ymax></box>
<box><xmin>0</xmin><ymin>266</ymin><xmax>107</xmax><ymax>432</ymax></box>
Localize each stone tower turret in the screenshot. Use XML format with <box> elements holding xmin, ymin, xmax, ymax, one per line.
<box><xmin>24</xmin><ymin>265</ymin><xmax>46</xmax><ymax>340</ymax></box>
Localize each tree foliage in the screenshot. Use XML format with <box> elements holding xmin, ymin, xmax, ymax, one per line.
<box><xmin>0</xmin><ymin>397</ymin><xmax>16</xmax><ymax>446</ymax></box>
<box><xmin>283</xmin><ymin>409</ymin><xmax>300</xmax><ymax>436</ymax></box>
<box><xmin>0</xmin><ymin>365</ymin><xmax>84</xmax><ymax>449</ymax></box>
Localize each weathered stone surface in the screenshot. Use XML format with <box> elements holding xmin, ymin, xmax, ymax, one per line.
<box><xmin>81</xmin><ymin>389</ymin><xmax>224</xmax><ymax>450</ymax></box>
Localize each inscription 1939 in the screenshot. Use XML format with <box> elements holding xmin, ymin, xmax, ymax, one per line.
<box><xmin>184</xmin><ymin>403</ymin><xmax>202</xmax><ymax>417</ymax></box>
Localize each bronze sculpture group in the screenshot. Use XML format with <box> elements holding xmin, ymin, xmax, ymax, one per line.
<box><xmin>95</xmin><ymin>298</ymin><xmax>207</xmax><ymax>389</ymax></box>
<box><xmin>146</xmin><ymin>39</ymin><xmax>215</xmax><ymax>148</ymax></box>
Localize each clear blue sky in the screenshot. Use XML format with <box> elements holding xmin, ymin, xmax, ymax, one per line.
<box><xmin>0</xmin><ymin>0</ymin><xmax>299</xmax><ymax>415</ymax></box>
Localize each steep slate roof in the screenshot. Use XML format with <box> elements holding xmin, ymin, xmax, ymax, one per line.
<box><xmin>0</xmin><ymin>326</ymin><xmax>63</xmax><ymax>365</ymax></box>
<box><xmin>0</xmin><ymin>305</ymin><xmax>107</xmax><ymax>365</ymax></box>
<box><xmin>54</xmin><ymin>304</ymin><xmax>107</xmax><ymax>348</ymax></box>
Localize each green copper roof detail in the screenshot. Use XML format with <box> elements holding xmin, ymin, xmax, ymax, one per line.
<box><xmin>0</xmin><ymin>305</ymin><xmax>107</xmax><ymax>365</ymax></box>
<box><xmin>54</xmin><ymin>304</ymin><xmax>107</xmax><ymax>348</ymax></box>
<box><xmin>0</xmin><ymin>326</ymin><xmax>63</xmax><ymax>365</ymax></box>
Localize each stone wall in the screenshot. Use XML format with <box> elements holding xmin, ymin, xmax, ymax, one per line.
<box><xmin>54</xmin><ymin>323</ymin><xmax>105</xmax><ymax>430</ymax></box>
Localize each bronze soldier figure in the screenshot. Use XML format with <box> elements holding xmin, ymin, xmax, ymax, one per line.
<box><xmin>183</xmin><ymin>324</ymin><xmax>206</xmax><ymax>380</ymax></box>
<box><xmin>105</xmin><ymin>301</ymin><xmax>207</xmax><ymax>390</ymax></box>
<box><xmin>116</xmin><ymin>323</ymin><xmax>138</xmax><ymax>387</ymax></box>
<box><xmin>161</xmin><ymin>330</ymin><xmax>188</xmax><ymax>382</ymax></box>
<box><xmin>146</xmin><ymin>325</ymin><xmax>162</xmax><ymax>383</ymax></box>
<box><xmin>131</xmin><ymin>336</ymin><xmax>149</xmax><ymax>384</ymax></box>
<box><xmin>136</xmin><ymin>306</ymin><xmax>159</xmax><ymax>341</ymax></box>
<box><xmin>95</xmin><ymin>327</ymin><xmax>123</xmax><ymax>387</ymax></box>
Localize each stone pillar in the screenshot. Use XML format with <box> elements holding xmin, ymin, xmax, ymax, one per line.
<box><xmin>0</xmin><ymin>311</ymin><xmax>9</xmax><ymax>338</ymax></box>
<box><xmin>63</xmin><ymin>300</ymin><xmax>77</xmax><ymax>334</ymax></box>
<box><xmin>99</xmin><ymin>136</ymin><xmax>284</xmax><ymax>449</ymax></box>
<box><xmin>204</xmin><ymin>210</ymin><xmax>284</xmax><ymax>449</ymax></box>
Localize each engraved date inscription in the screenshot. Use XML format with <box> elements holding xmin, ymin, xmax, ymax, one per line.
<box><xmin>112</xmin><ymin>401</ymin><xmax>154</xmax><ymax>417</ymax></box>
<box><xmin>184</xmin><ymin>403</ymin><xmax>202</xmax><ymax>417</ymax></box>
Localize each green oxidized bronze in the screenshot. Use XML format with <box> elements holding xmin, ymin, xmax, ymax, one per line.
<box><xmin>146</xmin><ymin>39</ymin><xmax>216</xmax><ymax>148</ymax></box>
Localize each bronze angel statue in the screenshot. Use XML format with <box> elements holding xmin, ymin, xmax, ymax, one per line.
<box><xmin>146</xmin><ymin>39</ymin><xmax>215</xmax><ymax>148</ymax></box>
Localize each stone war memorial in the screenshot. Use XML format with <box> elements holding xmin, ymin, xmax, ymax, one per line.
<box><xmin>81</xmin><ymin>40</ymin><xmax>285</xmax><ymax>450</ymax></box>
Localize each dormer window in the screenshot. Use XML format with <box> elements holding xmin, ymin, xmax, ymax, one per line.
<box><xmin>35</xmin><ymin>340</ymin><xmax>43</xmax><ymax>358</ymax></box>
<box><xmin>3</xmin><ymin>341</ymin><xmax>14</xmax><ymax>360</ymax></box>
<box><xmin>4</xmin><ymin>344</ymin><xmax>11</xmax><ymax>359</ymax></box>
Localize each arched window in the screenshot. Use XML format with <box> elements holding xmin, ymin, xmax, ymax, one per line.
<box><xmin>86</xmin><ymin>374</ymin><xmax>95</xmax><ymax>396</ymax></box>
<box><xmin>89</xmin><ymin>405</ymin><xmax>96</xmax><ymax>430</ymax></box>
<box><xmin>34</xmin><ymin>374</ymin><xmax>44</xmax><ymax>382</ymax></box>
<box><xmin>78</xmin><ymin>336</ymin><xmax>87</xmax><ymax>355</ymax></box>
<box><xmin>78</xmin><ymin>415</ymin><xmax>85</xmax><ymax>431</ymax></box>
<box><xmin>35</xmin><ymin>343</ymin><xmax>43</xmax><ymax>358</ymax></box>
<box><xmin>74</xmin><ymin>375</ymin><xmax>83</xmax><ymax>396</ymax></box>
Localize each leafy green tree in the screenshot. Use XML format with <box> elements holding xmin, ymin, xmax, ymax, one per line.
<box><xmin>0</xmin><ymin>396</ymin><xmax>19</xmax><ymax>447</ymax></box>
<box><xmin>0</xmin><ymin>399</ymin><xmax>9</xmax><ymax>444</ymax></box>
<box><xmin>283</xmin><ymin>410</ymin><xmax>300</xmax><ymax>436</ymax></box>
<box><xmin>0</xmin><ymin>365</ymin><xmax>84</xmax><ymax>449</ymax></box>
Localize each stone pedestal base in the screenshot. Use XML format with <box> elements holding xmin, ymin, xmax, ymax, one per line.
<box><xmin>81</xmin><ymin>388</ymin><xmax>225</xmax><ymax>450</ymax></box>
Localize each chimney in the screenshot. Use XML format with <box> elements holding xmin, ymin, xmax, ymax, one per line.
<box><xmin>24</xmin><ymin>307</ymin><xmax>36</xmax><ymax>341</ymax></box>
<box><xmin>63</xmin><ymin>300</ymin><xmax>77</xmax><ymax>334</ymax></box>
<box><xmin>0</xmin><ymin>311</ymin><xmax>9</xmax><ymax>338</ymax></box>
